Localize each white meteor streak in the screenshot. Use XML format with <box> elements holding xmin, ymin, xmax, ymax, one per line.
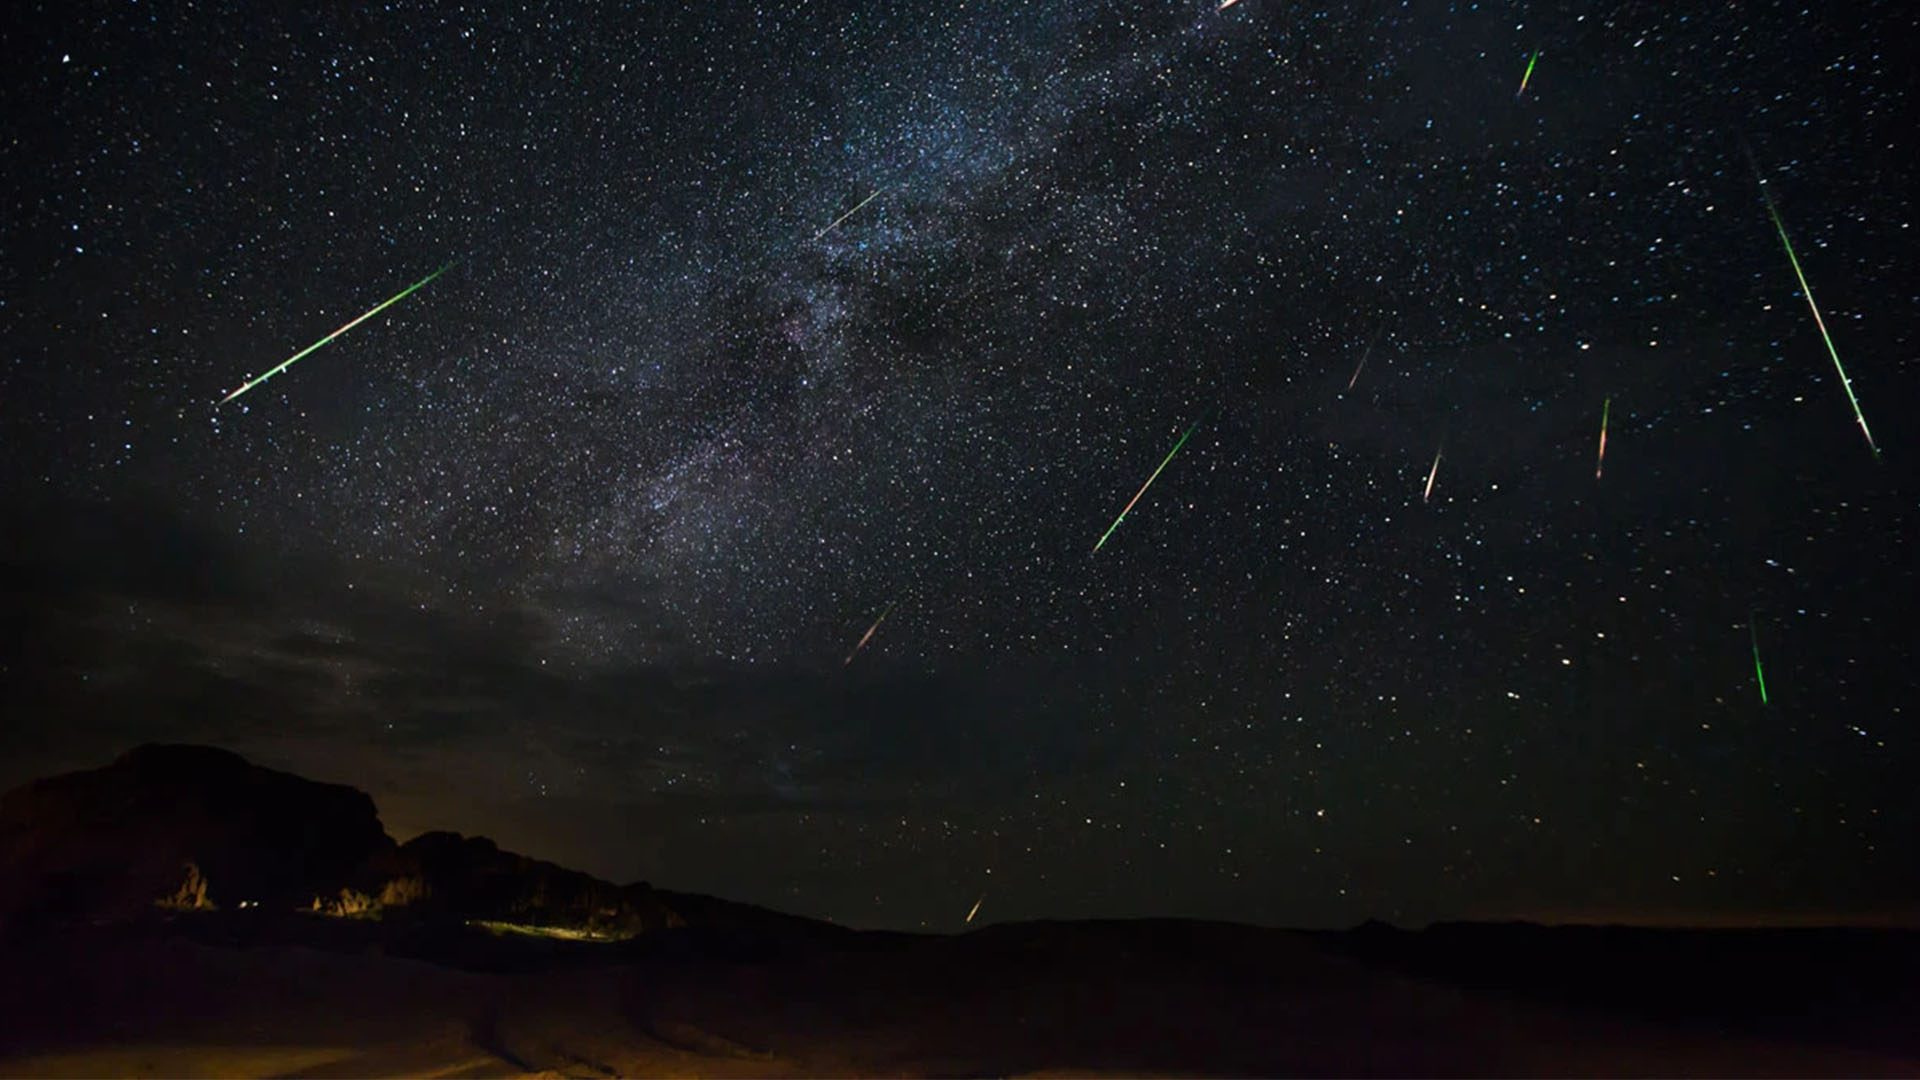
<box><xmin>816</xmin><ymin>187</ymin><xmax>885</xmax><ymax>241</ymax></box>
<box><xmin>1346</xmin><ymin>327</ymin><xmax>1383</xmax><ymax>393</ymax></box>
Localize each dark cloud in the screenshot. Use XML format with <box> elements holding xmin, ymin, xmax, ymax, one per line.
<box><xmin>0</xmin><ymin>498</ymin><xmax>1099</xmax><ymax>885</ymax></box>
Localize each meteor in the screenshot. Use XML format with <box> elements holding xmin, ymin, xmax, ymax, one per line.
<box><xmin>1346</xmin><ymin>327</ymin><xmax>1383</xmax><ymax>392</ymax></box>
<box><xmin>1595</xmin><ymin>396</ymin><xmax>1611</xmax><ymax>480</ymax></box>
<box><xmin>1750</xmin><ymin>615</ymin><xmax>1769</xmax><ymax>706</ymax></box>
<box><xmin>1517</xmin><ymin>50</ymin><xmax>1539</xmax><ymax>97</ymax></box>
<box><xmin>843</xmin><ymin>601</ymin><xmax>896</xmax><ymax>666</ymax></box>
<box><xmin>1093</xmin><ymin>419</ymin><xmax>1199</xmax><ymax>553</ymax></box>
<box><xmin>1218</xmin><ymin>0</ymin><xmax>1244</xmax><ymax>9</ymax></box>
<box><xmin>1422</xmin><ymin>445</ymin><xmax>1442</xmax><ymax>502</ymax></box>
<box><xmin>815</xmin><ymin>187</ymin><xmax>885</xmax><ymax>241</ymax></box>
<box><xmin>1756</xmin><ymin>178</ymin><xmax>1878</xmax><ymax>456</ymax></box>
<box><xmin>966</xmin><ymin>894</ymin><xmax>985</xmax><ymax>923</ymax></box>
<box><xmin>221</xmin><ymin>263</ymin><xmax>452</xmax><ymax>405</ymax></box>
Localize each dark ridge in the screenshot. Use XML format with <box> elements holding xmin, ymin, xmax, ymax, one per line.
<box><xmin>0</xmin><ymin>747</ymin><xmax>1916</xmax><ymax>1075</ymax></box>
<box><xmin>0</xmin><ymin>744</ymin><xmax>834</xmax><ymax>941</ymax></box>
<box><xmin>0</xmin><ymin>743</ymin><xmax>393</xmax><ymax>925</ymax></box>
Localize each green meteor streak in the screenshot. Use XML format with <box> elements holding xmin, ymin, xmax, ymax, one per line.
<box><xmin>1093</xmin><ymin>420</ymin><xmax>1197</xmax><ymax>554</ymax></box>
<box><xmin>221</xmin><ymin>263</ymin><xmax>453</xmax><ymax>404</ymax></box>
<box><xmin>1517</xmin><ymin>50</ymin><xmax>1539</xmax><ymax>96</ymax></box>
<box><xmin>1750</xmin><ymin>616</ymin><xmax>1769</xmax><ymax>706</ymax></box>
<box><xmin>1759</xmin><ymin>185</ymin><xmax>1878</xmax><ymax>456</ymax></box>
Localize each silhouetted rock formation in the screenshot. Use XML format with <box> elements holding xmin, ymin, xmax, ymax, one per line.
<box><xmin>0</xmin><ymin>744</ymin><xmax>393</xmax><ymax>925</ymax></box>
<box><xmin>0</xmin><ymin>744</ymin><xmax>698</xmax><ymax>937</ymax></box>
<box><xmin>381</xmin><ymin>831</ymin><xmax>683</xmax><ymax>935</ymax></box>
<box><xmin>1</xmin><ymin>746</ymin><xmax>1915</xmax><ymax>1077</ymax></box>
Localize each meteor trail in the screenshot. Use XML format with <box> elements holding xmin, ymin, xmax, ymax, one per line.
<box><xmin>966</xmin><ymin>894</ymin><xmax>985</xmax><ymax>923</ymax></box>
<box><xmin>1756</xmin><ymin>177</ymin><xmax>1878</xmax><ymax>456</ymax></box>
<box><xmin>1595</xmin><ymin>396</ymin><xmax>1611</xmax><ymax>480</ymax></box>
<box><xmin>221</xmin><ymin>264</ymin><xmax>452</xmax><ymax>405</ymax></box>
<box><xmin>815</xmin><ymin>187</ymin><xmax>885</xmax><ymax>241</ymax></box>
<box><xmin>1093</xmin><ymin>419</ymin><xmax>1199</xmax><ymax>553</ymax></box>
<box><xmin>1517</xmin><ymin>50</ymin><xmax>1539</xmax><ymax>96</ymax></box>
<box><xmin>1423</xmin><ymin>445</ymin><xmax>1442</xmax><ymax>502</ymax></box>
<box><xmin>843</xmin><ymin>601</ymin><xmax>896</xmax><ymax>666</ymax></box>
<box><xmin>1750</xmin><ymin>615</ymin><xmax>1769</xmax><ymax>706</ymax></box>
<box><xmin>1346</xmin><ymin>327</ymin><xmax>1383</xmax><ymax>392</ymax></box>
<box><xmin>1218</xmin><ymin>0</ymin><xmax>1244</xmax><ymax>9</ymax></box>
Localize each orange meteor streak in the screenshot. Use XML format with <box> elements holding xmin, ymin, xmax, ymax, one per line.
<box><xmin>1595</xmin><ymin>397</ymin><xmax>1610</xmax><ymax>480</ymax></box>
<box><xmin>843</xmin><ymin>601</ymin><xmax>896</xmax><ymax>666</ymax></box>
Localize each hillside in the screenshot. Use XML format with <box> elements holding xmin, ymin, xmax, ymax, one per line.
<box><xmin>1</xmin><ymin>747</ymin><xmax>1915</xmax><ymax>1077</ymax></box>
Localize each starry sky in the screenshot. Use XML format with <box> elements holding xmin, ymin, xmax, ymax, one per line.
<box><xmin>3</xmin><ymin>0</ymin><xmax>1916</xmax><ymax>931</ymax></box>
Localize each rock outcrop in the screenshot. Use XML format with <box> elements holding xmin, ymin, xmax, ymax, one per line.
<box><xmin>384</xmin><ymin>831</ymin><xmax>682</xmax><ymax>936</ymax></box>
<box><xmin>0</xmin><ymin>744</ymin><xmax>691</xmax><ymax>937</ymax></box>
<box><xmin>0</xmin><ymin>744</ymin><xmax>394</xmax><ymax>924</ymax></box>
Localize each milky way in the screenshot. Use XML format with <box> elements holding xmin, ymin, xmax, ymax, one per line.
<box><xmin>2</xmin><ymin>1</ymin><xmax>1915</xmax><ymax>930</ymax></box>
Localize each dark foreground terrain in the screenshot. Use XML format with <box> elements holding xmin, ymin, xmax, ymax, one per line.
<box><xmin>2</xmin><ymin>748</ymin><xmax>1915</xmax><ymax>1077</ymax></box>
<box><xmin>4</xmin><ymin>914</ymin><xmax>1919</xmax><ymax>1077</ymax></box>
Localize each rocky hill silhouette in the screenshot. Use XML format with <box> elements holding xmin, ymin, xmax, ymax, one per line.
<box><xmin>0</xmin><ymin>744</ymin><xmax>737</xmax><ymax>938</ymax></box>
<box><xmin>2</xmin><ymin>746</ymin><xmax>1916</xmax><ymax>1076</ymax></box>
<box><xmin>0</xmin><ymin>745</ymin><xmax>393</xmax><ymax>925</ymax></box>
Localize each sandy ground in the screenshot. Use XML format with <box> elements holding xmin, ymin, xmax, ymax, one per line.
<box><xmin>2</xmin><ymin>920</ymin><xmax>1915</xmax><ymax>1077</ymax></box>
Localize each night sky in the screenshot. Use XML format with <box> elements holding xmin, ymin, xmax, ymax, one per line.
<box><xmin>3</xmin><ymin>0</ymin><xmax>1916</xmax><ymax>931</ymax></box>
